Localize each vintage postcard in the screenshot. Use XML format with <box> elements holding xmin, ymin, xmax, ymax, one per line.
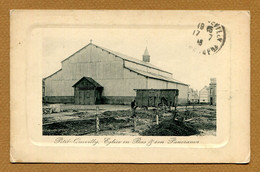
<box><xmin>10</xmin><ymin>10</ymin><xmax>250</xmax><ymax>163</ymax></box>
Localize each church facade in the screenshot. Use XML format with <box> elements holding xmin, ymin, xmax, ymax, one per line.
<box><xmin>43</xmin><ymin>42</ymin><xmax>189</xmax><ymax>105</ymax></box>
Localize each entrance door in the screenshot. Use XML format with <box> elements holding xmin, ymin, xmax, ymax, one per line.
<box><xmin>84</xmin><ymin>90</ymin><xmax>90</xmax><ymax>104</ymax></box>
<box><xmin>77</xmin><ymin>90</ymin><xmax>92</xmax><ymax>105</ymax></box>
<box><xmin>79</xmin><ymin>91</ymin><xmax>85</xmax><ymax>105</ymax></box>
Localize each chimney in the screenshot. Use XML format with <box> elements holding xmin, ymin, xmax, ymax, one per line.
<box><xmin>143</xmin><ymin>47</ymin><xmax>150</xmax><ymax>62</ymax></box>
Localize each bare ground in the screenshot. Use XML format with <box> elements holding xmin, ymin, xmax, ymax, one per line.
<box><xmin>43</xmin><ymin>105</ymin><xmax>216</xmax><ymax>136</ymax></box>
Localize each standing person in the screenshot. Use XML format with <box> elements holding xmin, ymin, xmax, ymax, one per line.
<box><xmin>131</xmin><ymin>99</ymin><xmax>137</xmax><ymax>118</ymax></box>
<box><xmin>131</xmin><ymin>99</ymin><xmax>137</xmax><ymax>131</ymax></box>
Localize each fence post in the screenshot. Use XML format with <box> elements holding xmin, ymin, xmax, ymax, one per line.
<box><xmin>133</xmin><ymin>116</ymin><xmax>137</xmax><ymax>131</ymax></box>
<box><xmin>155</xmin><ymin>108</ymin><xmax>159</xmax><ymax>125</ymax></box>
<box><xmin>132</xmin><ymin>108</ymin><xmax>137</xmax><ymax>132</ymax></box>
<box><xmin>156</xmin><ymin>114</ymin><xmax>159</xmax><ymax>125</ymax></box>
<box><xmin>173</xmin><ymin>106</ymin><xmax>177</xmax><ymax>121</ymax></box>
<box><xmin>96</xmin><ymin>106</ymin><xmax>100</xmax><ymax>133</ymax></box>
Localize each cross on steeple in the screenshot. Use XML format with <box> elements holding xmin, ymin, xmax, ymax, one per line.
<box><xmin>90</xmin><ymin>39</ymin><xmax>93</xmax><ymax>43</ymax></box>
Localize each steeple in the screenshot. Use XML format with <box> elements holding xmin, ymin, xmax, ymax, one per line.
<box><xmin>143</xmin><ymin>47</ymin><xmax>150</xmax><ymax>62</ymax></box>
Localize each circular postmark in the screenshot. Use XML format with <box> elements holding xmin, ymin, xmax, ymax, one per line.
<box><xmin>191</xmin><ymin>21</ymin><xmax>226</xmax><ymax>55</ymax></box>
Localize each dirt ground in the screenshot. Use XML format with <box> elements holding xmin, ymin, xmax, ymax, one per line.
<box><xmin>43</xmin><ymin>104</ymin><xmax>216</xmax><ymax>136</ymax></box>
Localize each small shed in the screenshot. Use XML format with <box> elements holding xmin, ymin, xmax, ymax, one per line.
<box><xmin>134</xmin><ymin>89</ymin><xmax>179</xmax><ymax>108</ymax></box>
<box><xmin>72</xmin><ymin>77</ymin><xmax>103</xmax><ymax>105</ymax></box>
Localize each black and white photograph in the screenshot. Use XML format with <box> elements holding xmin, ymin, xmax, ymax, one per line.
<box><xmin>42</xmin><ymin>24</ymin><xmax>218</xmax><ymax>136</ymax></box>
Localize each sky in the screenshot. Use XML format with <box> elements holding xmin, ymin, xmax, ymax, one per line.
<box><xmin>42</xmin><ymin>27</ymin><xmax>219</xmax><ymax>91</ymax></box>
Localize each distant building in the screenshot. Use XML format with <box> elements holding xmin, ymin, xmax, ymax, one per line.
<box><xmin>188</xmin><ymin>88</ymin><xmax>199</xmax><ymax>103</ymax></box>
<box><xmin>43</xmin><ymin>42</ymin><xmax>189</xmax><ymax>105</ymax></box>
<box><xmin>199</xmin><ymin>86</ymin><xmax>209</xmax><ymax>103</ymax></box>
<box><xmin>209</xmin><ymin>78</ymin><xmax>217</xmax><ymax>105</ymax></box>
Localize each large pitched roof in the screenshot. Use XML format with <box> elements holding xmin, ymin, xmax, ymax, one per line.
<box><xmin>61</xmin><ymin>43</ymin><xmax>172</xmax><ymax>75</ymax></box>
<box><xmin>46</xmin><ymin>43</ymin><xmax>188</xmax><ymax>86</ymax></box>
<box><xmin>125</xmin><ymin>67</ymin><xmax>188</xmax><ymax>86</ymax></box>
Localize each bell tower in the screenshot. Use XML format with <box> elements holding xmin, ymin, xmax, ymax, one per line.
<box><xmin>143</xmin><ymin>47</ymin><xmax>150</xmax><ymax>62</ymax></box>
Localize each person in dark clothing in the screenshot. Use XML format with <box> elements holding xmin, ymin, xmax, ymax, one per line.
<box><xmin>131</xmin><ymin>100</ymin><xmax>136</xmax><ymax>109</ymax></box>
<box><xmin>131</xmin><ymin>99</ymin><xmax>137</xmax><ymax>118</ymax></box>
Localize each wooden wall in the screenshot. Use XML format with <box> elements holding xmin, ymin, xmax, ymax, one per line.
<box><xmin>45</xmin><ymin>44</ymin><xmax>147</xmax><ymax>98</ymax></box>
<box><xmin>44</xmin><ymin>44</ymin><xmax>188</xmax><ymax>104</ymax></box>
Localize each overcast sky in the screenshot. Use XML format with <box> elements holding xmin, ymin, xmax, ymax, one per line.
<box><xmin>42</xmin><ymin>27</ymin><xmax>220</xmax><ymax>91</ymax></box>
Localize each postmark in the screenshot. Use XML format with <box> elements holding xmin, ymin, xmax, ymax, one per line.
<box><xmin>191</xmin><ymin>21</ymin><xmax>226</xmax><ymax>55</ymax></box>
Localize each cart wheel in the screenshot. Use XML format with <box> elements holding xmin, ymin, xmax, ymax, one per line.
<box><xmin>158</xmin><ymin>103</ymin><xmax>165</xmax><ymax>111</ymax></box>
<box><xmin>143</xmin><ymin>106</ymin><xmax>148</xmax><ymax>111</ymax></box>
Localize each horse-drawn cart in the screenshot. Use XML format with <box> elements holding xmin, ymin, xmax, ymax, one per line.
<box><xmin>134</xmin><ymin>89</ymin><xmax>179</xmax><ymax>110</ymax></box>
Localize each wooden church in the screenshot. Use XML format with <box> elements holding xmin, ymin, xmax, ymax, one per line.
<box><xmin>43</xmin><ymin>41</ymin><xmax>189</xmax><ymax>105</ymax></box>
